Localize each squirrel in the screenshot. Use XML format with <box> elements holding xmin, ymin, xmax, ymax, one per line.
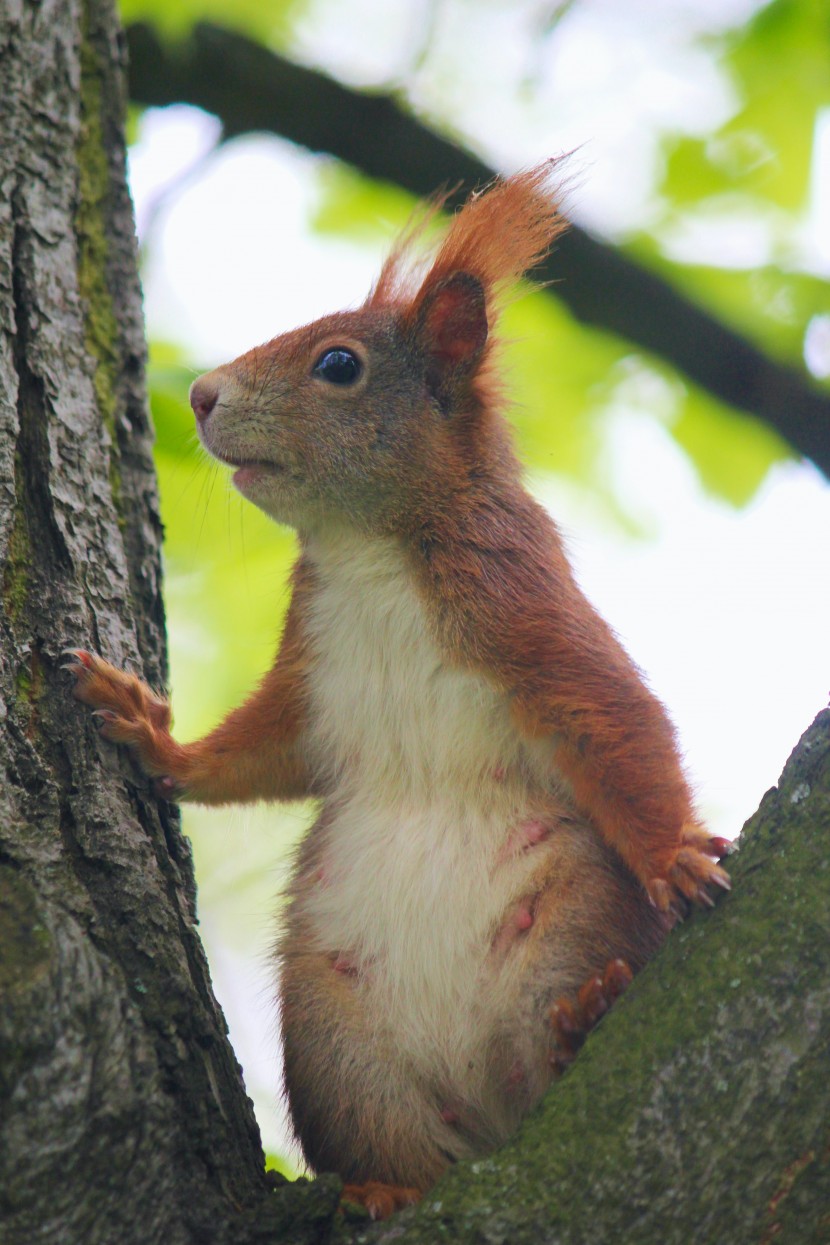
<box><xmin>69</xmin><ymin>162</ymin><xmax>731</xmax><ymax>1221</ymax></box>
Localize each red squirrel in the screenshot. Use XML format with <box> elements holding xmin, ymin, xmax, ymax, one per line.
<box><xmin>69</xmin><ymin>163</ymin><xmax>730</xmax><ymax>1221</ymax></box>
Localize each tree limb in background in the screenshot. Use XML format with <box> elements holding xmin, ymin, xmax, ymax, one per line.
<box><xmin>125</xmin><ymin>20</ymin><xmax>830</xmax><ymax>480</ymax></box>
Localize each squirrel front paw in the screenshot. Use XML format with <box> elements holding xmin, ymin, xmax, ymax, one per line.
<box><xmin>646</xmin><ymin>824</ymin><xmax>732</xmax><ymax>914</ymax></box>
<box><xmin>65</xmin><ymin>649</ymin><xmax>185</xmax><ymax>792</ymax></box>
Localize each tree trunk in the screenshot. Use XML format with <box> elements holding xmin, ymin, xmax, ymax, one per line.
<box><xmin>2</xmin><ymin>4</ymin><xmax>828</xmax><ymax>1245</ymax></box>
<box><xmin>0</xmin><ymin>3</ymin><xmax>292</xmax><ymax>1242</ymax></box>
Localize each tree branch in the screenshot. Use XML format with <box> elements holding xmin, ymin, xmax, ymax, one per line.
<box><xmin>125</xmin><ymin>20</ymin><xmax>830</xmax><ymax>479</ymax></box>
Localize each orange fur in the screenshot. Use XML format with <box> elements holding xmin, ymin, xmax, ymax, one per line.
<box><xmin>369</xmin><ymin>161</ymin><xmax>565</xmax><ymax>318</ymax></box>
<box><xmin>70</xmin><ymin>560</ymin><xmax>315</xmax><ymax>803</ymax></box>
<box><xmin>405</xmin><ymin>490</ymin><xmax>722</xmax><ymax>902</ymax></box>
<box><xmin>69</xmin><ymin>164</ymin><xmax>730</xmax><ymax>1217</ymax></box>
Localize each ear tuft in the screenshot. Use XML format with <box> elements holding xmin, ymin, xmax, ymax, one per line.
<box><xmin>415</xmin><ymin>272</ymin><xmax>487</xmax><ymax>409</ymax></box>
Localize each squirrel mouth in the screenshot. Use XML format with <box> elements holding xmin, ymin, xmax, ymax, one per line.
<box><xmin>212</xmin><ymin>451</ymin><xmax>284</xmax><ymax>483</ymax></box>
<box><xmin>230</xmin><ymin>460</ymin><xmax>284</xmax><ymax>487</ymax></box>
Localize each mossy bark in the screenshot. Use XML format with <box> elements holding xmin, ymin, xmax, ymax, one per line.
<box><xmin>1</xmin><ymin>3</ymin><xmax>828</xmax><ymax>1244</ymax></box>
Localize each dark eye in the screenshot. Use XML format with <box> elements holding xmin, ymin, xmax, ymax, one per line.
<box><xmin>312</xmin><ymin>348</ymin><xmax>362</xmax><ymax>385</ymax></box>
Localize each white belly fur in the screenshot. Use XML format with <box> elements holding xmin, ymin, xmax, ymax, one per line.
<box><xmin>300</xmin><ymin>531</ymin><xmax>567</xmax><ymax>1093</ymax></box>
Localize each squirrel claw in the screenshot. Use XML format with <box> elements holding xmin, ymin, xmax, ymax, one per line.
<box><xmin>66</xmin><ymin>649</ymin><xmax>179</xmax><ymax>782</ymax></box>
<box><xmin>340</xmin><ymin>1181</ymin><xmax>421</xmax><ymax>1221</ymax></box>
<box><xmin>64</xmin><ymin>649</ymin><xmax>95</xmax><ymax>687</ymax></box>
<box><xmin>708</xmin><ymin>836</ymin><xmax>736</xmax><ymax>860</ymax></box>
<box><xmin>550</xmin><ymin>958</ymin><xmax>632</xmax><ymax>1074</ymax></box>
<box><xmin>62</xmin><ymin>647</ymin><xmax>94</xmax><ymax>667</ymax></box>
<box><xmin>91</xmin><ymin>709</ymin><xmax>120</xmax><ymax>737</ymax></box>
<box><xmin>154</xmin><ymin>776</ymin><xmax>182</xmax><ymax>801</ymax></box>
<box><xmin>646</xmin><ymin>826</ymin><xmax>732</xmax><ymax>913</ymax></box>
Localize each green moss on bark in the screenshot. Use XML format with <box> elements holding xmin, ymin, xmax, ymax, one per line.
<box><xmin>1</xmin><ymin>490</ymin><xmax>30</xmax><ymax>624</ymax></box>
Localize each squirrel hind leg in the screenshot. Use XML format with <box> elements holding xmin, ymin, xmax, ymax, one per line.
<box><xmin>549</xmin><ymin>958</ymin><xmax>633</xmax><ymax>1076</ymax></box>
<box><xmin>341</xmin><ymin>1180</ymin><xmax>422</xmax><ymax>1221</ymax></box>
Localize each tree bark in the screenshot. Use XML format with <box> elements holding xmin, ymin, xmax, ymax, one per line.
<box><xmin>124</xmin><ymin>19</ymin><xmax>830</xmax><ymax>479</ymax></box>
<box><xmin>0</xmin><ymin>4</ymin><xmax>301</xmax><ymax>1242</ymax></box>
<box><xmin>2</xmin><ymin>4</ymin><xmax>829</xmax><ymax>1245</ymax></box>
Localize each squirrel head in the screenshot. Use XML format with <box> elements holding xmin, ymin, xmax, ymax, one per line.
<box><xmin>189</xmin><ymin>161</ymin><xmax>567</xmax><ymax>537</ymax></box>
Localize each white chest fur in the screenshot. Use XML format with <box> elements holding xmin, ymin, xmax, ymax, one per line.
<box><xmin>305</xmin><ymin>531</ymin><xmax>524</xmax><ymax>797</ymax></box>
<box><xmin>300</xmin><ymin>532</ymin><xmax>561</xmax><ymax>1079</ymax></box>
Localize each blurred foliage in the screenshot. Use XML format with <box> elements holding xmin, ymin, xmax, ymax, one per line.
<box><xmin>119</xmin><ymin>0</ymin><xmax>303</xmax><ymax>41</ymax></box>
<box><xmin>685</xmin><ymin>0</ymin><xmax>827</xmax><ymax>212</ymax></box>
<box><xmin>642</xmin><ymin>0</ymin><xmax>830</xmax><ymax>369</ymax></box>
<box><xmin>265</xmin><ymin>1152</ymin><xmax>299</xmax><ymax>1181</ymax></box>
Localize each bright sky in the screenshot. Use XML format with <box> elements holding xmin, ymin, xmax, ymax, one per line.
<box><xmin>125</xmin><ymin>4</ymin><xmax>830</xmax><ymax>1159</ymax></box>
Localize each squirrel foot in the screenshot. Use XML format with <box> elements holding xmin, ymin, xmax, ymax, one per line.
<box><xmin>549</xmin><ymin>957</ymin><xmax>633</xmax><ymax>1075</ymax></box>
<box><xmin>340</xmin><ymin>1181</ymin><xmax>421</xmax><ymax>1220</ymax></box>
<box><xmin>65</xmin><ymin>649</ymin><xmax>184</xmax><ymax>789</ymax></box>
<box><xmin>646</xmin><ymin>823</ymin><xmax>732</xmax><ymax>916</ymax></box>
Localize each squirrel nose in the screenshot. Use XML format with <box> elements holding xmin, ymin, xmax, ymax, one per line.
<box><xmin>189</xmin><ymin>375</ymin><xmax>219</xmax><ymax>423</ymax></box>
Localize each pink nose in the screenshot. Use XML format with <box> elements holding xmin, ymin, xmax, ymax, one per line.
<box><xmin>189</xmin><ymin>376</ymin><xmax>219</xmax><ymax>423</ymax></box>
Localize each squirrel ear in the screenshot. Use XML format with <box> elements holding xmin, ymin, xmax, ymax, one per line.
<box><xmin>414</xmin><ymin>272</ymin><xmax>488</xmax><ymax>411</ymax></box>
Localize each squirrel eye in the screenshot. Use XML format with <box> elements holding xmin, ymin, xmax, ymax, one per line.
<box><xmin>312</xmin><ymin>348</ymin><xmax>362</xmax><ymax>385</ymax></box>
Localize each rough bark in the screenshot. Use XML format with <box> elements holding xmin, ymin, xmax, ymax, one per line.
<box><xmin>0</xmin><ymin>3</ymin><xmax>306</xmax><ymax>1243</ymax></box>
<box><xmin>2</xmin><ymin>4</ymin><xmax>830</xmax><ymax>1245</ymax></box>
<box><xmin>124</xmin><ymin>20</ymin><xmax>830</xmax><ymax>479</ymax></box>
